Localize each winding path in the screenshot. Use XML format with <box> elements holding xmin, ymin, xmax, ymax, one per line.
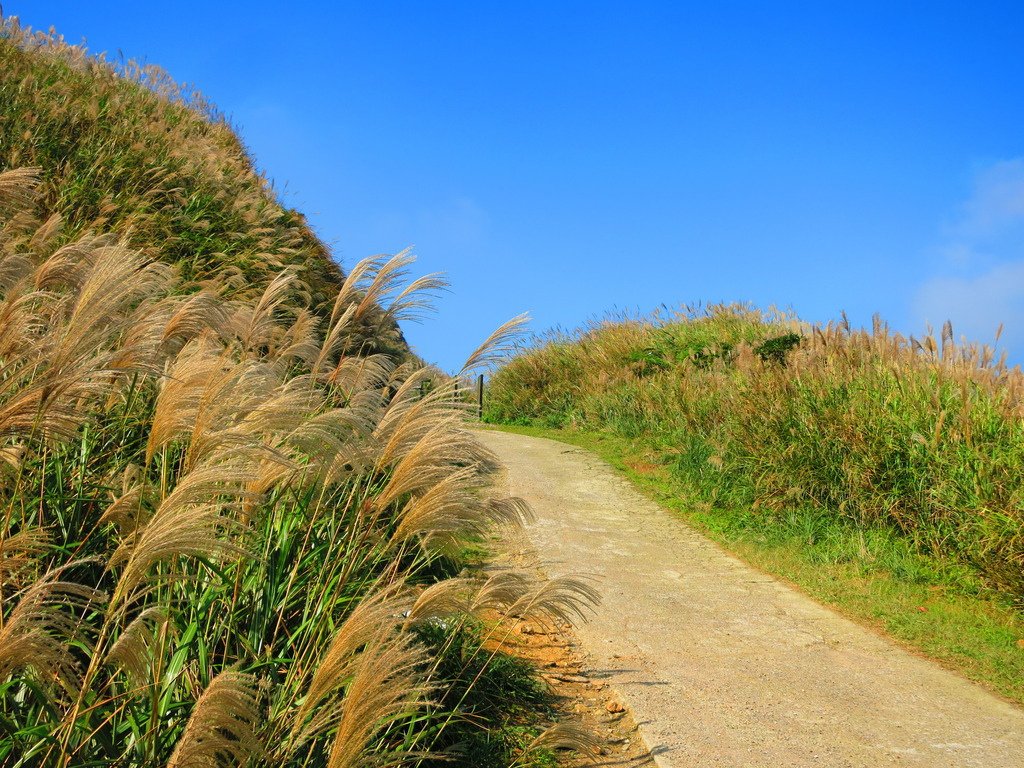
<box><xmin>477</xmin><ymin>429</ymin><xmax>1024</xmax><ymax>768</ymax></box>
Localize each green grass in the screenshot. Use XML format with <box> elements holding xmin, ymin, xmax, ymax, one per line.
<box><xmin>417</xmin><ymin>621</ymin><xmax>557</xmax><ymax>768</ymax></box>
<box><xmin>486</xmin><ymin>422</ymin><xmax>1024</xmax><ymax>705</ymax></box>
<box><xmin>0</xmin><ymin>17</ymin><xmax>410</xmax><ymax>359</ymax></box>
<box><xmin>0</xmin><ymin>23</ymin><xmax>337</xmax><ymax>299</ymax></box>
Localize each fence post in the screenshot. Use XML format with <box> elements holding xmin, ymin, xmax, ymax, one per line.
<box><xmin>477</xmin><ymin>374</ymin><xmax>484</xmax><ymax>420</ymax></box>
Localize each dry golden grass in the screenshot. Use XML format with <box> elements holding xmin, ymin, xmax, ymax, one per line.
<box><xmin>0</xmin><ymin>161</ymin><xmax>594</xmax><ymax>766</ymax></box>
<box><xmin>0</xmin><ymin>18</ymin><xmax>601</xmax><ymax>764</ymax></box>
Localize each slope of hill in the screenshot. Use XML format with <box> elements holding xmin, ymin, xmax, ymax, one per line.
<box><xmin>0</xmin><ymin>17</ymin><xmax>416</xmax><ymax>358</ymax></box>
<box><xmin>0</xmin><ymin>19</ymin><xmax>334</xmax><ymax>288</ymax></box>
<box><xmin>0</xmin><ymin>17</ymin><xmax>589</xmax><ymax>767</ymax></box>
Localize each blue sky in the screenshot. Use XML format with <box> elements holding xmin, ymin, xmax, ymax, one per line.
<box><xmin>11</xmin><ymin>3</ymin><xmax>1024</xmax><ymax>370</ymax></box>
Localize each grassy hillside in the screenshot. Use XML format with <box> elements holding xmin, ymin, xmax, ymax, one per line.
<box><xmin>0</xmin><ymin>20</ymin><xmax>332</xmax><ymax>285</ymax></box>
<box><xmin>486</xmin><ymin>307</ymin><xmax>1024</xmax><ymax>699</ymax></box>
<box><xmin>0</xmin><ymin>18</ymin><xmax>412</xmax><ymax>358</ymax></box>
<box><xmin>0</xmin><ymin>18</ymin><xmax>593</xmax><ymax>768</ymax></box>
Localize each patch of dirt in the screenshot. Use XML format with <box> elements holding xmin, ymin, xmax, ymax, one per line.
<box><xmin>624</xmin><ymin>460</ymin><xmax>660</xmax><ymax>476</ymax></box>
<box><xmin>503</xmin><ymin>617</ymin><xmax>655</xmax><ymax>768</ymax></box>
<box><xmin>486</xmin><ymin>530</ymin><xmax>656</xmax><ymax>767</ymax></box>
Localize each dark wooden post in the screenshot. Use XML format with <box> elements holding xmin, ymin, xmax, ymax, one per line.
<box><xmin>477</xmin><ymin>374</ymin><xmax>484</xmax><ymax>419</ymax></box>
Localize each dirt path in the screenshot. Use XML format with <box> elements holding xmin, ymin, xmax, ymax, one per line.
<box><xmin>476</xmin><ymin>429</ymin><xmax>1024</xmax><ymax>768</ymax></box>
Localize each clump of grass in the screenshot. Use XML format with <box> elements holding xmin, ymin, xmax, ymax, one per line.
<box><xmin>415</xmin><ymin>620</ymin><xmax>555</xmax><ymax>767</ymax></box>
<box><xmin>0</xmin><ymin>20</ymin><xmax>601</xmax><ymax>765</ymax></box>
<box><xmin>0</xmin><ymin>18</ymin><xmax>604</xmax><ymax>762</ymax></box>
<box><xmin>0</xmin><ymin>166</ymin><xmax>600</xmax><ymax>766</ymax></box>
<box><xmin>488</xmin><ymin>305</ymin><xmax>1024</xmax><ymax>609</ymax></box>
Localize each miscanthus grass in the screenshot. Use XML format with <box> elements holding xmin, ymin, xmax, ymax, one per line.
<box><xmin>0</xmin><ymin>20</ymin><xmax>601</xmax><ymax>765</ymax></box>
<box><xmin>0</xmin><ymin>173</ymin><xmax>594</xmax><ymax>767</ymax></box>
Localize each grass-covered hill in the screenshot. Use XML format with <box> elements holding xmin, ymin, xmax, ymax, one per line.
<box><xmin>0</xmin><ymin>17</ymin><xmax>594</xmax><ymax>767</ymax></box>
<box><xmin>0</xmin><ymin>21</ymin><xmax>334</xmax><ymax>287</ymax></box>
<box><xmin>0</xmin><ymin>18</ymin><xmax>411</xmax><ymax>356</ymax></box>
<box><xmin>487</xmin><ymin>306</ymin><xmax>1024</xmax><ymax>600</ymax></box>
<box><xmin>486</xmin><ymin>306</ymin><xmax>1024</xmax><ymax>700</ymax></box>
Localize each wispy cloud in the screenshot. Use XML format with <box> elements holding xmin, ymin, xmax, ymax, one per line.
<box><xmin>914</xmin><ymin>262</ymin><xmax>1024</xmax><ymax>344</ymax></box>
<box><xmin>955</xmin><ymin>158</ymin><xmax>1024</xmax><ymax>239</ymax></box>
<box><xmin>913</xmin><ymin>158</ymin><xmax>1024</xmax><ymax>350</ymax></box>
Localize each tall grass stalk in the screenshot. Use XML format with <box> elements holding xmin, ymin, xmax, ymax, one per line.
<box><xmin>0</xmin><ymin>19</ymin><xmax>601</xmax><ymax>765</ymax></box>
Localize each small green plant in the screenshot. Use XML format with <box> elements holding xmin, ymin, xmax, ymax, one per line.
<box><xmin>416</xmin><ymin>621</ymin><xmax>555</xmax><ymax>768</ymax></box>
<box><xmin>754</xmin><ymin>332</ymin><xmax>802</xmax><ymax>365</ymax></box>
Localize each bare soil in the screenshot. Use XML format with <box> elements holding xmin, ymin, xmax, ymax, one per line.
<box><xmin>478</xmin><ymin>429</ymin><xmax>1024</xmax><ymax>768</ymax></box>
<box><xmin>493</xmin><ymin>548</ymin><xmax>656</xmax><ymax>768</ymax></box>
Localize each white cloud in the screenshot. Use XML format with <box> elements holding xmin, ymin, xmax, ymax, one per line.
<box><xmin>956</xmin><ymin>158</ymin><xmax>1024</xmax><ymax>239</ymax></box>
<box><xmin>913</xmin><ymin>158</ymin><xmax>1024</xmax><ymax>353</ymax></box>
<box><xmin>914</xmin><ymin>261</ymin><xmax>1024</xmax><ymax>347</ymax></box>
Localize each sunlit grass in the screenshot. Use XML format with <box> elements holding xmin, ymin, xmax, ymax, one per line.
<box><xmin>486</xmin><ymin>307</ymin><xmax>1024</xmax><ymax>704</ymax></box>
<box><xmin>0</xmin><ymin>18</ymin><xmax>594</xmax><ymax>767</ymax></box>
<box><xmin>487</xmin><ymin>307</ymin><xmax>1024</xmax><ymax>603</ymax></box>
